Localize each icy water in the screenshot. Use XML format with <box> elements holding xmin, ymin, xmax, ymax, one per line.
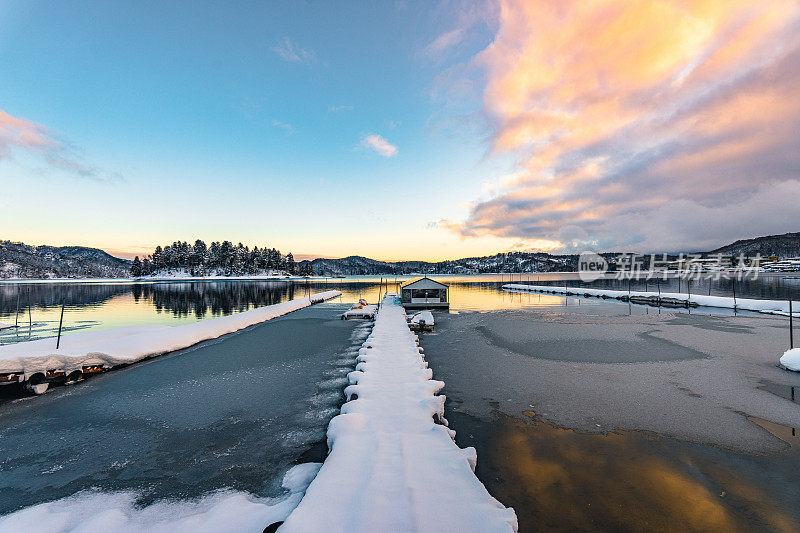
<box><xmin>0</xmin><ymin>304</ymin><xmax>370</xmax><ymax>517</ymax></box>
<box><xmin>421</xmin><ymin>305</ymin><xmax>800</xmax><ymax>532</ymax></box>
<box><xmin>1</xmin><ymin>276</ymin><xmax>799</xmax><ymax>530</ymax></box>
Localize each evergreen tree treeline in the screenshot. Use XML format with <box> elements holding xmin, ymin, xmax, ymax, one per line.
<box><xmin>130</xmin><ymin>240</ymin><xmax>314</xmax><ymax>277</ymax></box>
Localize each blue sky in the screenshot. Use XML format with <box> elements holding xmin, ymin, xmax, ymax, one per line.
<box><xmin>2</xmin><ymin>1</ymin><xmax>799</xmax><ymax>260</ymax></box>
<box><xmin>1</xmin><ymin>0</ymin><xmax>511</xmax><ymax>260</ymax></box>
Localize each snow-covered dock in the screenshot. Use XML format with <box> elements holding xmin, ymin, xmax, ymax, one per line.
<box><xmin>0</xmin><ymin>290</ymin><xmax>341</xmax><ymax>393</ymax></box>
<box><xmin>279</xmin><ymin>294</ymin><xmax>517</xmax><ymax>532</ymax></box>
<box><xmin>504</xmin><ymin>284</ymin><xmax>798</xmax><ymax>316</ymax></box>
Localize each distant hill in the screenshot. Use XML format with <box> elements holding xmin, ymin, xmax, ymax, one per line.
<box><xmin>708</xmin><ymin>232</ymin><xmax>800</xmax><ymax>258</ymax></box>
<box><xmin>3</xmin><ymin>231</ymin><xmax>798</xmax><ymax>279</ymax></box>
<box><xmin>304</xmin><ymin>252</ymin><xmax>574</xmax><ymax>276</ymax></box>
<box><xmin>0</xmin><ymin>240</ymin><xmax>130</xmax><ymax>279</ymax></box>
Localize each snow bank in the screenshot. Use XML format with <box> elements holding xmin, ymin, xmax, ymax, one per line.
<box><xmin>0</xmin><ymin>291</ymin><xmax>341</xmax><ymax>378</ymax></box>
<box><xmin>280</xmin><ymin>294</ymin><xmax>517</xmax><ymax>532</ymax></box>
<box><xmin>780</xmin><ymin>348</ymin><xmax>800</xmax><ymax>371</ymax></box>
<box><xmin>0</xmin><ymin>463</ymin><xmax>322</xmax><ymax>533</ymax></box>
<box><xmin>504</xmin><ymin>284</ymin><xmax>798</xmax><ymax>316</ymax></box>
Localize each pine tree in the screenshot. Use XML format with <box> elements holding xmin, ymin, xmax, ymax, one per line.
<box><xmin>131</xmin><ymin>256</ymin><xmax>142</xmax><ymax>277</ymax></box>
<box><xmin>286</xmin><ymin>253</ymin><xmax>296</xmax><ymax>274</ymax></box>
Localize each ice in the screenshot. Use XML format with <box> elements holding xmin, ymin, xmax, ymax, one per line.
<box><xmin>0</xmin><ymin>463</ymin><xmax>322</xmax><ymax>533</ymax></box>
<box><xmin>780</xmin><ymin>348</ymin><xmax>800</xmax><ymax>371</ymax></box>
<box><xmin>279</xmin><ymin>294</ymin><xmax>517</xmax><ymax>532</ymax></box>
<box><xmin>504</xmin><ymin>284</ymin><xmax>797</xmax><ymax>316</ymax></box>
<box><xmin>0</xmin><ymin>291</ymin><xmax>341</xmax><ymax>380</ymax></box>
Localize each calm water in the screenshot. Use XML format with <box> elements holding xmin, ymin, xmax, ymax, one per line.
<box><xmin>2</xmin><ymin>273</ymin><xmax>799</xmax><ymax>345</ymax></box>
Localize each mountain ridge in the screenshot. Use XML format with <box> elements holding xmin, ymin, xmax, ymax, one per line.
<box><xmin>2</xmin><ymin>232</ymin><xmax>798</xmax><ymax>278</ymax></box>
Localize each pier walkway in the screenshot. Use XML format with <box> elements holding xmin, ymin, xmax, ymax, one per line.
<box><xmin>280</xmin><ymin>294</ymin><xmax>517</xmax><ymax>532</ymax></box>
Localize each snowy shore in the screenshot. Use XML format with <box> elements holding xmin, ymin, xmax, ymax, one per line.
<box><xmin>504</xmin><ymin>284</ymin><xmax>798</xmax><ymax>316</ymax></box>
<box><xmin>279</xmin><ymin>294</ymin><xmax>517</xmax><ymax>532</ymax></box>
<box><xmin>0</xmin><ymin>290</ymin><xmax>341</xmax><ymax>385</ymax></box>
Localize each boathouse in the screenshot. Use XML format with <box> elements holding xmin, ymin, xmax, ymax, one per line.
<box><xmin>400</xmin><ymin>277</ymin><xmax>449</xmax><ymax>309</ymax></box>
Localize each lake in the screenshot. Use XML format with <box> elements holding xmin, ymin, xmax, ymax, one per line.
<box><xmin>1</xmin><ymin>275</ymin><xmax>799</xmax><ymax>531</ymax></box>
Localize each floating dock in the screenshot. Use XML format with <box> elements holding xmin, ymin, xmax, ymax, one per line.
<box><xmin>279</xmin><ymin>293</ymin><xmax>516</xmax><ymax>532</ymax></box>
<box><xmin>0</xmin><ymin>291</ymin><xmax>342</xmax><ymax>395</ymax></box>
<box><xmin>504</xmin><ymin>284</ymin><xmax>798</xmax><ymax>316</ymax></box>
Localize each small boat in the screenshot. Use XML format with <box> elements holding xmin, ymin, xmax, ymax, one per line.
<box><xmin>408</xmin><ymin>310</ymin><xmax>434</xmax><ymax>332</ymax></box>
<box><xmin>342</xmin><ymin>299</ymin><xmax>377</xmax><ymax>320</ymax></box>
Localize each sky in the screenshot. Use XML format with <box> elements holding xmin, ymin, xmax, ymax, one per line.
<box><xmin>1</xmin><ymin>0</ymin><xmax>799</xmax><ymax>261</ymax></box>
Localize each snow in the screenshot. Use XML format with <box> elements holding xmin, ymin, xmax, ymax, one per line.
<box><xmin>0</xmin><ymin>464</ymin><xmax>321</xmax><ymax>533</ymax></box>
<box><xmin>279</xmin><ymin>294</ymin><xmax>517</xmax><ymax>532</ymax></box>
<box><xmin>409</xmin><ymin>310</ymin><xmax>434</xmax><ymax>326</ymax></box>
<box><xmin>780</xmin><ymin>348</ymin><xmax>800</xmax><ymax>371</ymax></box>
<box><xmin>504</xmin><ymin>284</ymin><xmax>798</xmax><ymax>316</ymax></box>
<box><xmin>0</xmin><ymin>291</ymin><xmax>341</xmax><ymax>378</ymax></box>
<box><xmin>0</xmin><ymin>322</ymin><xmax>14</xmax><ymax>331</ymax></box>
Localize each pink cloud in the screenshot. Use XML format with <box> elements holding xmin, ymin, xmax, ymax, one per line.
<box><xmin>0</xmin><ymin>109</ymin><xmax>115</xmax><ymax>181</ymax></box>
<box><xmin>361</xmin><ymin>134</ymin><xmax>398</xmax><ymax>158</ymax></box>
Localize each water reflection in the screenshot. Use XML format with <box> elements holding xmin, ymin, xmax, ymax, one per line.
<box><xmin>1</xmin><ymin>274</ymin><xmax>798</xmax><ymax>345</ymax></box>
<box><xmin>453</xmin><ymin>409</ymin><xmax>799</xmax><ymax>532</ymax></box>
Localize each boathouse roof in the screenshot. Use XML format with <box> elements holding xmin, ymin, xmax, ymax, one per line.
<box><xmin>400</xmin><ymin>277</ymin><xmax>448</xmax><ymax>290</ymax></box>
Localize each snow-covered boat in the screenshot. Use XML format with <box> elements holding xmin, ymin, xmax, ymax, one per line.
<box><xmin>408</xmin><ymin>310</ymin><xmax>435</xmax><ymax>331</ymax></box>
<box><xmin>342</xmin><ymin>299</ymin><xmax>377</xmax><ymax>320</ymax></box>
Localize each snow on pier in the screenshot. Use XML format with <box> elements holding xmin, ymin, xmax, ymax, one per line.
<box><xmin>279</xmin><ymin>294</ymin><xmax>517</xmax><ymax>533</ymax></box>
<box><xmin>504</xmin><ymin>284</ymin><xmax>798</xmax><ymax>316</ymax></box>
<box><xmin>0</xmin><ymin>290</ymin><xmax>341</xmax><ymax>387</ymax></box>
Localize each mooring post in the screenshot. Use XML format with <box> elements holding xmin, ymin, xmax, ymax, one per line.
<box><xmin>27</xmin><ymin>288</ymin><xmax>32</xmax><ymax>328</ymax></box>
<box><xmin>15</xmin><ymin>288</ymin><xmax>20</xmax><ymax>327</ymax></box>
<box><xmin>732</xmin><ymin>279</ymin><xmax>737</xmax><ymax>311</ymax></box>
<box><xmin>56</xmin><ymin>302</ymin><xmax>65</xmax><ymax>349</ymax></box>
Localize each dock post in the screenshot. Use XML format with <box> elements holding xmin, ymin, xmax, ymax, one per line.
<box><xmin>56</xmin><ymin>302</ymin><xmax>65</xmax><ymax>349</ymax></box>
<box><xmin>15</xmin><ymin>288</ymin><xmax>20</xmax><ymax>327</ymax></box>
<box><xmin>790</xmin><ymin>298</ymin><xmax>794</xmax><ymax>349</ymax></box>
<box><xmin>732</xmin><ymin>279</ymin><xmax>737</xmax><ymax>312</ymax></box>
<box><xmin>27</xmin><ymin>288</ymin><xmax>32</xmax><ymax>328</ymax></box>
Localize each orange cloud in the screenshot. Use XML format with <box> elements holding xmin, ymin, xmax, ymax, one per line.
<box><xmin>450</xmin><ymin>0</ymin><xmax>800</xmax><ymax>252</ymax></box>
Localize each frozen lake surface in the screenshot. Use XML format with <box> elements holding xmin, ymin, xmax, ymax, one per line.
<box><xmin>422</xmin><ymin>306</ymin><xmax>800</xmax><ymax>531</ymax></box>
<box><xmin>1</xmin><ymin>277</ymin><xmax>799</xmax><ymax>531</ymax></box>
<box><xmin>0</xmin><ymin>304</ymin><xmax>368</xmax><ymax>517</ymax></box>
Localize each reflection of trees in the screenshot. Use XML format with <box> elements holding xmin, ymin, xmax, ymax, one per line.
<box><xmin>0</xmin><ymin>282</ymin><xmax>297</xmax><ymax>319</ymax></box>
<box><xmin>135</xmin><ymin>282</ymin><xmax>296</xmax><ymax>319</ymax></box>
<box><xmin>0</xmin><ymin>284</ymin><xmax>129</xmax><ymax>314</ymax></box>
